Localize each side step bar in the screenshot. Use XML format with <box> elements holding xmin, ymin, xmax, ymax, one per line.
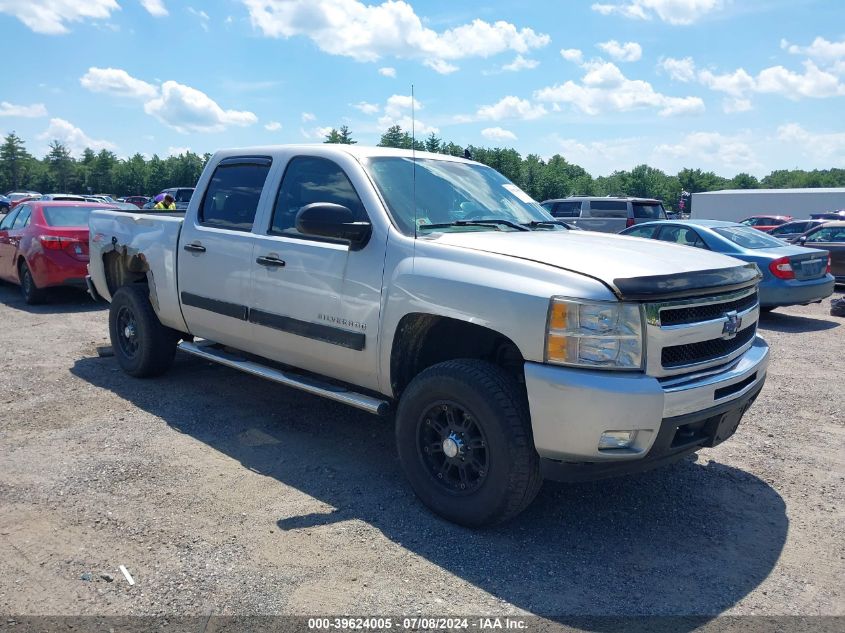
<box><xmin>178</xmin><ymin>340</ymin><xmax>391</xmax><ymax>416</ymax></box>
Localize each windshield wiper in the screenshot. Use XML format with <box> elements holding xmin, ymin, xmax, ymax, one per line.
<box><xmin>419</xmin><ymin>219</ymin><xmax>530</xmax><ymax>232</ymax></box>
<box><xmin>522</xmin><ymin>220</ymin><xmax>570</xmax><ymax>230</ymax></box>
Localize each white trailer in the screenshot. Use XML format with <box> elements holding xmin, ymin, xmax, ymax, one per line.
<box><xmin>691</xmin><ymin>188</ymin><xmax>845</xmax><ymax>221</ymax></box>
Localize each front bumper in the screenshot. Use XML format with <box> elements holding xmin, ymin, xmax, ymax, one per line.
<box><xmin>759</xmin><ymin>274</ymin><xmax>835</xmax><ymax>307</ymax></box>
<box><xmin>524</xmin><ymin>336</ymin><xmax>769</xmax><ymax>479</ymax></box>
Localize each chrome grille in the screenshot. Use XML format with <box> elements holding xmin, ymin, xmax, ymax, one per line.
<box><xmin>644</xmin><ymin>286</ymin><xmax>759</xmax><ymax>378</ymax></box>
<box><xmin>659</xmin><ymin>291</ymin><xmax>758</xmax><ymax>326</ymax></box>
<box><xmin>661</xmin><ymin>325</ymin><xmax>756</xmax><ymax>368</ymax></box>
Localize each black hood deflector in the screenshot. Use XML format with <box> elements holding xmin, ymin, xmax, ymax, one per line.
<box><xmin>613</xmin><ymin>264</ymin><xmax>761</xmax><ymax>302</ymax></box>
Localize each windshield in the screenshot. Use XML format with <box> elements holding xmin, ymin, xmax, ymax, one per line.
<box><xmin>714</xmin><ymin>226</ymin><xmax>788</xmax><ymax>249</ymax></box>
<box><xmin>364</xmin><ymin>157</ymin><xmax>557</xmax><ymax>235</ymax></box>
<box><xmin>42</xmin><ymin>206</ymin><xmax>101</xmax><ymax>227</ymax></box>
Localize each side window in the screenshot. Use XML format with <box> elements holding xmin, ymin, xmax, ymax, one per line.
<box><xmin>199</xmin><ymin>157</ymin><xmax>272</xmax><ymax>231</ymax></box>
<box><xmin>624</xmin><ymin>225</ymin><xmax>658</xmax><ymax>239</ymax></box>
<box><xmin>588</xmin><ymin>200</ymin><xmax>628</xmax><ymax>218</ymax></box>
<box><xmin>808</xmin><ymin>227</ymin><xmax>845</xmax><ymax>243</ymax></box>
<box><xmin>270</xmin><ymin>156</ymin><xmax>366</xmax><ymax>236</ymax></box>
<box><xmin>551</xmin><ymin>201</ymin><xmax>582</xmax><ymax>218</ymax></box>
<box><xmin>12</xmin><ymin>205</ymin><xmax>31</xmax><ymax>229</ymax></box>
<box><xmin>657</xmin><ymin>225</ymin><xmax>706</xmax><ymax>248</ymax></box>
<box><xmin>1</xmin><ymin>207</ymin><xmax>21</xmax><ymax>230</ymax></box>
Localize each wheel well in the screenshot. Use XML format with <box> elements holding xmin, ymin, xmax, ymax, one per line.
<box><xmin>103</xmin><ymin>250</ymin><xmax>149</xmax><ymax>296</ymax></box>
<box><xmin>390</xmin><ymin>314</ymin><xmax>525</xmax><ymax>397</ymax></box>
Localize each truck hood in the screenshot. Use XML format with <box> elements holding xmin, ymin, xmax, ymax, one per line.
<box><xmin>426</xmin><ymin>230</ymin><xmax>760</xmax><ymax>300</ymax></box>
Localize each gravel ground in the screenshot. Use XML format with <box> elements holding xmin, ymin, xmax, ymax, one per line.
<box><xmin>0</xmin><ymin>282</ymin><xmax>842</xmax><ymax>622</ymax></box>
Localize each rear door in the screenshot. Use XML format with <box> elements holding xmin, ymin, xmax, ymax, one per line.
<box><xmin>247</xmin><ymin>153</ymin><xmax>386</xmax><ymax>389</ymax></box>
<box><xmin>804</xmin><ymin>225</ymin><xmax>845</xmax><ymax>279</ymax></box>
<box><xmin>177</xmin><ymin>156</ymin><xmax>273</xmax><ymax>350</ymax></box>
<box><xmin>0</xmin><ymin>206</ymin><xmax>23</xmax><ymax>279</ymax></box>
<box><xmin>577</xmin><ymin>200</ymin><xmax>628</xmax><ymax>233</ymax></box>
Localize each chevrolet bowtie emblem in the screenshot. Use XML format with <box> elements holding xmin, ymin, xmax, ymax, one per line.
<box><xmin>722</xmin><ymin>310</ymin><xmax>742</xmax><ymax>339</ymax></box>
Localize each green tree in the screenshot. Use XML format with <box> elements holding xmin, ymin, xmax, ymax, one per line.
<box><xmin>424</xmin><ymin>132</ymin><xmax>441</xmax><ymax>153</ymax></box>
<box><xmin>0</xmin><ymin>132</ymin><xmax>33</xmax><ymax>192</ymax></box>
<box><xmin>729</xmin><ymin>172</ymin><xmax>759</xmax><ymax>189</ymax></box>
<box><xmin>46</xmin><ymin>141</ymin><xmax>74</xmax><ymax>192</ymax></box>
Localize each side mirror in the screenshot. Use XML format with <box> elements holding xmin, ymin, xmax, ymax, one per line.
<box><xmin>295</xmin><ymin>203</ymin><xmax>371</xmax><ymax>248</ymax></box>
<box><xmin>798</xmin><ymin>236</ymin><xmax>808</xmax><ymax>245</ymax></box>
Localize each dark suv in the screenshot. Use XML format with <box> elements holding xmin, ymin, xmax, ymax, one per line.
<box><xmin>540</xmin><ymin>196</ymin><xmax>667</xmax><ymax>233</ymax></box>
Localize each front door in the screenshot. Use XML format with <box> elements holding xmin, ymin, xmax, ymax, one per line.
<box><xmin>177</xmin><ymin>156</ymin><xmax>273</xmax><ymax>350</ymax></box>
<box><xmin>248</xmin><ymin>154</ymin><xmax>386</xmax><ymax>390</ymax></box>
<box><xmin>0</xmin><ymin>207</ymin><xmax>21</xmax><ymax>281</ymax></box>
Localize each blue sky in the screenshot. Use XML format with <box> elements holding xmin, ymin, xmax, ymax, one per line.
<box><xmin>1</xmin><ymin>0</ymin><xmax>843</xmax><ymax>177</ymax></box>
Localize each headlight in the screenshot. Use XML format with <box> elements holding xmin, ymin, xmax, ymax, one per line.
<box><xmin>545</xmin><ymin>298</ymin><xmax>643</xmax><ymax>370</ymax></box>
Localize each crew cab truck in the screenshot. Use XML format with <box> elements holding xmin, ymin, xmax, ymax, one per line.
<box><xmin>88</xmin><ymin>145</ymin><xmax>770</xmax><ymax>527</ymax></box>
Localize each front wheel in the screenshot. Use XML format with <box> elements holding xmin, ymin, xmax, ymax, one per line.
<box><xmin>395</xmin><ymin>359</ymin><xmax>542</xmax><ymax>527</ymax></box>
<box><xmin>109</xmin><ymin>285</ymin><xmax>178</xmax><ymax>377</ymax></box>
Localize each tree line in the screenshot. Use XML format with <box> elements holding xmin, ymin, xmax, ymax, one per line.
<box><xmin>3</xmin><ymin>128</ymin><xmax>844</xmax><ymax>210</ymax></box>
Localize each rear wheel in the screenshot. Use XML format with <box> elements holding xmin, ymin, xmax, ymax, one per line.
<box><xmin>19</xmin><ymin>261</ymin><xmax>46</xmax><ymax>305</ymax></box>
<box><xmin>109</xmin><ymin>285</ymin><xmax>178</xmax><ymax>377</ymax></box>
<box><xmin>395</xmin><ymin>359</ymin><xmax>542</xmax><ymax>527</ymax></box>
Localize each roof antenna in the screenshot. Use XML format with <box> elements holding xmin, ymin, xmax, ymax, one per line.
<box><xmin>412</xmin><ymin>83</ymin><xmax>418</xmax><ymax>239</ymax></box>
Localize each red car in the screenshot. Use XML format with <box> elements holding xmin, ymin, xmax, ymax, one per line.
<box><xmin>739</xmin><ymin>214</ymin><xmax>793</xmax><ymax>232</ymax></box>
<box><xmin>0</xmin><ymin>201</ymin><xmax>112</xmax><ymax>304</ymax></box>
<box><xmin>123</xmin><ymin>196</ymin><xmax>150</xmax><ymax>208</ymax></box>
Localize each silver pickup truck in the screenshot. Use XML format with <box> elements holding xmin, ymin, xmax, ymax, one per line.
<box><xmin>88</xmin><ymin>145</ymin><xmax>769</xmax><ymax>526</ymax></box>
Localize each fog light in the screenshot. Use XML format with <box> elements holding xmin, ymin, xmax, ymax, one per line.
<box><xmin>598</xmin><ymin>430</ymin><xmax>638</xmax><ymax>450</ymax></box>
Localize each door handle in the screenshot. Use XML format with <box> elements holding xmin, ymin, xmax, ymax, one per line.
<box><xmin>256</xmin><ymin>255</ymin><xmax>286</xmax><ymax>268</ymax></box>
<box><xmin>183</xmin><ymin>243</ymin><xmax>206</xmax><ymax>253</ymax></box>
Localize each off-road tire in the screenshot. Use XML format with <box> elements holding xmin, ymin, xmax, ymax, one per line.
<box><xmin>109</xmin><ymin>285</ymin><xmax>178</xmax><ymax>378</ymax></box>
<box><xmin>395</xmin><ymin>359</ymin><xmax>542</xmax><ymax>527</ymax></box>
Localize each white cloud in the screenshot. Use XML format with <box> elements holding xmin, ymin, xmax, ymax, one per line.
<box><xmin>352</xmin><ymin>101</ymin><xmax>380</xmax><ymax>114</ymax></box>
<box><xmin>781</xmin><ymin>36</ymin><xmax>845</xmax><ymax>62</ymax></box>
<box><xmin>424</xmin><ymin>59</ymin><xmax>459</xmax><ymax>74</ymax></box>
<box><xmin>264</xmin><ymin>121</ymin><xmax>283</xmax><ymax>131</ymax></box>
<box><xmin>0</xmin><ymin>102</ymin><xmax>48</xmax><ymax>118</ymax></box>
<box><xmin>376</xmin><ymin>94</ymin><xmax>437</xmax><ymax>134</ymax></box>
<box><xmin>591</xmin><ymin>0</ymin><xmax>724</xmax><ymax>25</ymax></box>
<box><xmin>0</xmin><ymin>0</ymin><xmax>119</xmax><ymax>34</ymax></box>
<box><xmin>597</xmin><ymin>40</ymin><xmax>642</xmax><ymax>62</ymax></box>
<box><xmin>555</xmin><ymin>136</ymin><xmax>643</xmax><ymax>174</ymax></box>
<box><xmin>167</xmin><ymin>145</ymin><xmax>191</xmax><ymax>156</ymax></box>
<box><xmin>777</xmin><ymin>123</ymin><xmax>845</xmax><ymax>163</ymax></box>
<box><xmin>140</xmin><ymin>0</ymin><xmax>168</xmax><ymax>17</ymax></box>
<box><xmin>699</xmin><ymin>61</ymin><xmax>844</xmax><ymax>99</ymax></box>
<box><xmin>80</xmin><ymin>67</ymin><xmax>159</xmax><ymax>100</ymax></box>
<box><xmin>560</xmin><ymin>48</ymin><xmax>584</xmax><ymax>64</ymax></box>
<box><xmin>535</xmin><ymin>61</ymin><xmax>704</xmax><ymax>117</ymax></box>
<box><xmin>38</xmin><ymin>118</ymin><xmax>115</xmax><ymax>154</ymax></box>
<box><xmin>301</xmin><ymin>112</ymin><xmax>316</xmax><ymax>122</ymax></box>
<box><xmin>378</xmin><ymin>66</ymin><xmax>397</xmax><ymax>77</ymax></box>
<box><xmin>300</xmin><ymin>126</ymin><xmax>333</xmax><ymax>140</ymax></box>
<box><xmin>722</xmin><ymin>97</ymin><xmax>752</xmax><ymax>113</ymax></box>
<box><xmin>481</xmin><ymin>127</ymin><xmax>517</xmax><ymax>141</ymax></box>
<box><xmin>658</xmin><ymin>56</ymin><xmax>696</xmax><ymax>82</ymax></box>
<box><xmin>144</xmin><ymin>81</ymin><xmax>257</xmax><ymax>133</ymax></box>
<box><xmin>655</xmin><ymin>131</ymin><xmax>759</xmax><ymax>172</ymax></box>
<box><xmin>241</xmin><ymin>0</ymin><xmax>549</xmax><ymax>71</ymax></box>
<box><xmin>477</xmin><ymin>96</ymin><xmax>547</xmax><ymax>121</ymax></box>
<box><xmin>502</xmin><ymin>55</ymin><xmax>538</xmax><ymax>72</ymax></box>
<box><xmin>187</xmin><ymin>7</ymin><xmax>209</xmax><ymax>31</ymax></box>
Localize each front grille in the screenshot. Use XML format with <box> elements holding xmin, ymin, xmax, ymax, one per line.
<box><xmin>661</xmin><ymin>325</ymin><xmax>756</xmax><ymax>368</ymax></box>
<box><xmin>660</xmin><ymin>292</ymin><xmax>758</xmax><ymax>326</ymax></box>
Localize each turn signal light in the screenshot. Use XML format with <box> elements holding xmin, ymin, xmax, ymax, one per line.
<box><xmin>768</xmin><ymin>256</ymin><xmax>795</xmax><ymax>280</ymax></box>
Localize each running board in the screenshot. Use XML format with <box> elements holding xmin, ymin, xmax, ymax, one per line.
<box><xmin>178</xmin><ymin>340</ymin><xmax>390</xmax><ymax>416</ymax></box>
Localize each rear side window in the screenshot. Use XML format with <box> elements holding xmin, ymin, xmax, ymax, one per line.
<box><xmin>633</xmin><ymin>202</ymin><xmax>666</xmax><ymax>219</ymax></box>
<box><xmin>657</xmin><ymin>225</ymin><xmax>707</xmax><ymax>249</ymax></box>
<box><xmin>270</xmin><ymin>156</ymin><xmax>366</xmax><ymax>236</ymax></box>
<box><xmin>42</xmin><ymin>206</ymin><xmax>101</xmax><ymax>227</ymax></box>
<box><xmin>199</xmin><ymin>158</ymin><xmax>272</xmax><ymax>231</ymax></box>
<box><xmin>624</xmin><ymin>225</ymin><xmax>659</xmax><ymax>239</ymax></box>
<box><xmin>806</xmin><ymin>227</ymin><xmax>845</xmax><ymax>243</ymax></box>
<box><xmin>589</xmin><ymin>200</ymin><xmax>628</xmax><ymax>218</ymax></box>
<box><xmin>713</xmin><ymin>227</ymin><xmax>785</xmax><ymax>249</ymax></box>
<box><xmin>551</xmin><ymin>201</ymin><xmax>582</xmax><ymax>218</ymax></box>
<box><xmin>12</xmin><ymin>205</ymin><xmax>31</xmax><ymax>228</ymax></box>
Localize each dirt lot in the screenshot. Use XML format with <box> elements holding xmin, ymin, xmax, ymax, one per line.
<box><xmin>0</xmin><ymin>282</ymin><xmax>842</xmax><ymax>622</ymax></box>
